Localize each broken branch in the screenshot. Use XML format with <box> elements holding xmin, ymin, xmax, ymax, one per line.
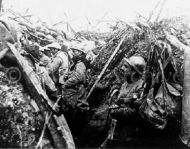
<box><xmin>86</xmin><ymin>34</ymin><xmax>127</xmax><ymax>101</ymax></box>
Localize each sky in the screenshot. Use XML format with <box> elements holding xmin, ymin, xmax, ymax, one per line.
<box><xmin>3</xmin><ymin>0</ymin><xmax>190</xmax><ymax>32</ymax></box>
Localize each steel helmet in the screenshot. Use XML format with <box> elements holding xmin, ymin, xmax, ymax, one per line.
<box><xmin>45</xmin><ymin>42</ymin><xmax>61</xmax><ymax>50</ymax></box>
<box><xmin>124</xmin><ymin>55</ymin><xmax>146</xmax><ymax>75</ymax></box>
<box><xmin>70</xmin><ymin>44</ymin><xmax>85</xmax><ymax>53</ymax></box>
<box><xmin>86</xmin><ymin>51</ymin><xmax>96</xmax><ymax>63</ymax></box>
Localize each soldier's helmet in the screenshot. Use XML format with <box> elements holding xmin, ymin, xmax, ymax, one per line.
<box><xmin>86</xmin><ymin>51</ymin><xmax>96</xmax><ymax>64</ymax></box>
<box><xmin>124</xmin><ymin>55</ymin><xmax>146</xmax><ymax>75</ymax></box>
<box><xmin>70</xmin><ymin>45</ymin><xmax>85</xmax><ymax>53</ymax></box>
<box><xmin>46</xmin><ymin>42</ymin><xmax>61</xmax><ymax>50</ymax></box>
<box><xmin>61</xmin><ymin>44</ymin><xmax>68</xmax><ymax>52</ymax></box>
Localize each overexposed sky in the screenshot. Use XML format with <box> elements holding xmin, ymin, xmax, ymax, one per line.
<box><xmin>3</xmin><ymin>0</ymin><xmax>190</xmax><ymax>31</ymax></box>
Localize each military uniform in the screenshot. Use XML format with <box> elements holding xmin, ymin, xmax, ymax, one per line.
<box><xmin>61</xmin><ymin>61</ymin><xmax>87</xmax><ymax>110</ymax></box>
<box><xmin>110</xmin><ymin>79</ymin><xmax>144</xmax><ymax>140</ymax></box>
<box><xmin>39</xmin><ymin>54</ymin><xmax>51</xmax><ymax>67</ymax></box>
<box><xmin>47</xmin><ymin>51</ymin><xmax>70</xmax><ymax>86</ymax></box>
<box><xmin>109</xmin><ymin>56</ymin><xmax>146</xmax><ymax>141</ymax></box>
<box><xmin>60</xmin><ymin>60</ymin><xmax>88</xmax><ymax>141</ymax></box>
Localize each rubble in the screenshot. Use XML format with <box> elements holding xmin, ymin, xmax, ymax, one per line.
<box><xmin>0</xmin><ymin>71</ymin><xmax>44</xmax><ymax>148</ymax></box>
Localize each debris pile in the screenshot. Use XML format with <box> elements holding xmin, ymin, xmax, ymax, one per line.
<box><xmin>0</xmin><ymin>71</ymin><xmax>44</xmax><ymax>148</ymax></box>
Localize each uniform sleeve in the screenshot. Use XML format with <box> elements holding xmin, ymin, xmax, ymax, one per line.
<box><xmin>64</xmin><ymin>62</ymin><xmax>86</xmax><ymax>88</ymax></box>
<box><xmin>40</xmin><ymin>55</ymin><xmax>51</xmax><ymax>67</ymax></box>
<box><xmin>47</xmin><ymin>57</ymin><xmax>62</xmax><ymax>74</ymax></box>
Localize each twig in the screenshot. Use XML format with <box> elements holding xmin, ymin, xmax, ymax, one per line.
<box><xmin>12</xmin><ymin>15</ymin><xmax>32</xmax><ymax>20</ymax></box>
<box><xmin>158</xmin><ymin>59</ymin><xmax>166</xmax><ymax>108</ymax></box>
<box><xmin>95</xmin><ymin>12</ymin><xmax>108</xmax><ymax>27</ymax></box>
<box><xmin>52</xmin><ymin>21</ymin><xmax>63</xmax><ymax>26</ymax></box>
<box><xmin>35</xmin><ymin>112</ymin><xmax>52</xmax><ymax>149</ymax></box>
<box><xmin>8</xmin><ymin>9</ymin><xmax>32</xmax><ymax>24</ymax></box>
<box><xmin>155</xmin><ymin>0</ymin><xmax>167</xmax><ymax>22</ymax></box>
<box><xmin>35</xmin><ymin>96</ymin><xmax>62</xmax><ymax>149</ymax></box>
<box><xmin>25</xmin><ymin>30</ymin><xmax>51</xmax><ymax>42</ymax></box>
<box><xmin>148</xmin><ymin>0</ymin><xmax>162</xmax><ymax>22</ymax></box>
<box><xmin>17</xmin><ymin>125</ymin><xmax>23</xmax><ymax>147</ymax></box>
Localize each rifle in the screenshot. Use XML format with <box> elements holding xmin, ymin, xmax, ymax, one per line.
<box><xmin>99</xmin><ymin>119</ymin><xmax>117</xmax><ymax>149</ymax></box>
<box><xmin>86</xmin><ymin>34</ymin><xmax>127</xmax><ymax>102</ymax></box>
<box><xmin>105</xmin><ymin>89</ymin><xmax>119</xmax><ymax>127</ymax></box>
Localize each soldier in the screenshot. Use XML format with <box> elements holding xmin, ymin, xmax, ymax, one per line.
<box><xmin>60</xmin><ymin>46</ymin><xmax>89</xmax><ymax>110</ymax></box>
<box><xmin>59</xmin><ymin>46</ymin><xmax>91</xmax><ymax>141</ymax></box>
<box><xmin>39</xmin><ymin>46</ymin><xmax>51</xmax><ymax>67</ymax></box>
<box><xmin>47</xmin><ymin>43</ymin><xmax>70</xmax><ymax>89</ymax></box>
<box><xmin>109</xmin><ymin>55</ymin><xmax>146</xmax><ymax>142</ymax></box>
<box><xmin>19</xmin><ymin>41</ymin><xmax>58</xmax><ymax>99</ymax></box>
<box><xmin>26</xmin><ymin>43</ymin><xmax>58</xmax><ymax>99</ymax></box>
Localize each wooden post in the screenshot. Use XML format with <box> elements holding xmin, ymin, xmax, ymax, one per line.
<box><xmin>0</xmin><ymin>0</ymin><xmax>2</xmax><ymax>14</ymax></box>
<box><xmin>162</xmin><ymin>32</ymin><xmax>190</xmax><ymax>147</ymax></box>
<box><xmin>180</xmin><ymin>48</ymin><xmax>190</xmax><ymax>147</ymax></box>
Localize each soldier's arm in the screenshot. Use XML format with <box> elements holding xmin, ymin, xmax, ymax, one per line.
<box><xmin>48</xmin><ymin>57</ymin><xmax>62</xmax><ymax>74</ymax></box>
<box><xmin>64</xmin><ymin>62</ymin><xmax>86</xmax><ymax>88</ymax></box>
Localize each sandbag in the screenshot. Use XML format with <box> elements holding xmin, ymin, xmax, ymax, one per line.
<box><xmin>140</xmin><ymin>81</ymin><xmax>181</xmax><ymax>129</ymax></box>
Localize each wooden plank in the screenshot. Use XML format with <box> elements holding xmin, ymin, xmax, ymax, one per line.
<box><xmin>54</xmin><ymin>115</ymin><xmax>76</xmax><ymax>149</ymax></box>
<box><xmin>7</xmin><ymin>42</ymin><xmax>54</xmax><ymax>108</ymax></box>
<box><xmin>180</xmin><ymin>48</ymin><xmax>190</xmax><ymax>147</ymax></box>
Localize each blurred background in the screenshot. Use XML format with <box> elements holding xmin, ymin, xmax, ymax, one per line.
<box><xmin>2</xmin><ymin>0</ymin><xmax>190</xmax><ymax>32</ymax></box>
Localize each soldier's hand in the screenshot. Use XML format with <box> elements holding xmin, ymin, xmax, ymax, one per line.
<box><xmin>53</xmin><ymin>103</ymin><xmax>60</xmax><ymax>113</ymax></box>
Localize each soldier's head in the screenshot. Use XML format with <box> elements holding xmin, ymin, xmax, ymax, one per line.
<box><xmin>27</xmin><ymin>42</ymin><xmax>42</xmax><ymax>59</ymax></box>
<box><xmin>117</xmin><ymin>55</ymin><xmax>146</xmax><ymax>83</ymax></box>
<box><xmin>45</xmin><ymin>42</ymin><xmax>61</xmax><ymax>55</ymax></box>
<box><xmin>61</xmin><ymin>44</ymin><xmax>68</xmax><ymax>53</ymax></box>
<box><xmin>40</xmin><ymin>46</ymin><xmax>52</xmax><ymax>57</ymax></box>
<box><xmin>69</xmin><ymin>45</ymin><xmax>85</xmax><ymax>59</ymax></box>
<box><xmin>85</xmin><ymin>51</ymin><xmax>97</xmax><ymax>64</ymax></box>
<box><xmin>69</xmin><ymin>46</ymin><xmax>92</xmax><ymax>69</ymax></box>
